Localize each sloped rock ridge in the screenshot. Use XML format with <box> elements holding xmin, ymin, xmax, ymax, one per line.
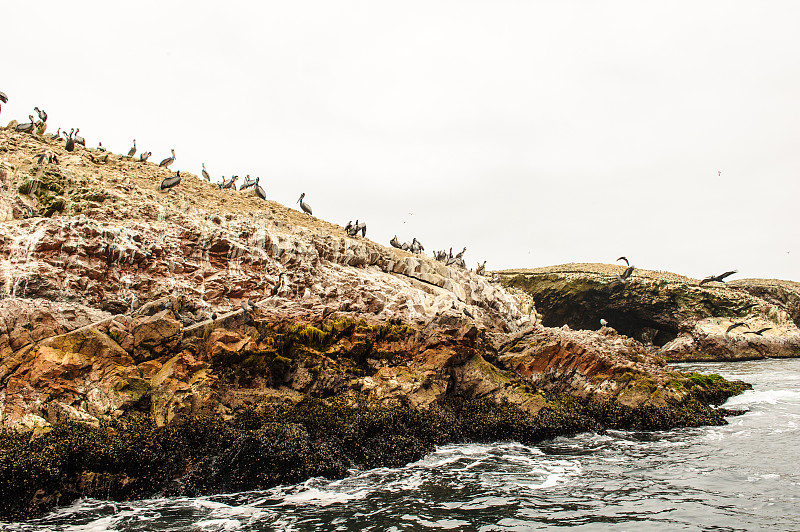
<box><xmin>0</xmin><ymin>127</ymin><xmax>749</xmax><ymax>519</ymax></box>
<box><xmin>499</xmin><ymin>264</ymin><xmax>800</xmax><ymax>361</ymax></box>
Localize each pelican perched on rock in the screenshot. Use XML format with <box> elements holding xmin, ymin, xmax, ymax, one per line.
<box><xmin>699</xmin><ymin>270</ymin><xmax>737</xmax><ymax>286</ymax></box>
<box><xmin>160</xmin><ymin>170</ymin><xmax>181</xmax><ymax>190</ymax></box>
<box><xmin>64</xmin><ymin>128</ymin><xmax>75</xmax><ymax>152</ymax></box>
<box><xmin>159</xmin><ymin>148</ymin><xmax>176</xmax><ymax>168</ymax></box>
<box><xmin>220</xmin><ymin>175</ymin><xmax>238</xmax><ymax>189</ymax></box>
<box><xmin>253</xmin><ymin>178</ymin><xmax>266</xmax><ymax>200</ymax></box>
<box><xmin>201</xmin><ymin>163</ymin><xmax>210</xmax><ymax>182</ymax></box>
<box><xmin>139</xmin><ymin>151</ymin><xmax>152</xmax><ymax>162</ymax></box>
<box><xmin>46</xmin><ymin>127</ymin><xmax>61</xmax><ymax>140</ymax></box>
<box><xmin>16</xmin><ymin>115</ymin><xmax>35</xmax><ymax>134</ymax></box>
<box><xmin>411</xmin><ymin>238</ymin><xmax>423</xmax><ymax>253</ymax></box>
<box><xmin>390</xmin><ymin>235</ymin><xmax>402</xmax><ymax>249</ymax></box>
<box><xmin>127</xmin><ymin>139</ymin><xmax>136</xmax><ymax>157</ymax></box>
<box><xmin>239</xmin><ymin>174</ymin><xmax>257</xmax><ymax>191</ymax></box>
<box><xmin>476</xmin><ymin>261</ymin><xmax>486</xmax><ymax>275</ymax></box>
<box><xmin>34</xmin><ymin>107</ymin><xmax>47</xmax><ymax>122</ymax></box>
<box><xmin>74</xmin><ymin>128</ymin><xmax>85</xmax><ymax>146</ymax></box>
<box><xmin>297</xmin><ymin>193</ymin><xmax>312</xmax><ymax>215</ymax></box>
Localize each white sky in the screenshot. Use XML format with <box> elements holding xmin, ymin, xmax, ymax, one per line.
<box><xmin>3</xmin><ymin>1</ymin><xmax>799</xmax><ymax>281</ymax></box>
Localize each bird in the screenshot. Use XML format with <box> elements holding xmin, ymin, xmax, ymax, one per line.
<box><xmin>220</xmin><ymin>175</ymin><xmax>238</xmax><ymax>189</ymax></box>
<box><xmin>159</xmin><ymin>148</ymin><xmax>176</xmax><ymax>168</ymax></box>
<box><xmin>621</xmin><ymin>265</ymin><xmax>635</xmax><ymax>280</ymax></box>
<box><xmin>476</xmin><ymin>261</ymin><xmax>486</xmax><ymax>275</ymax></box>
<box><xmin>201</xmin><ymin>163</ymin><xmax>210</xmax><ymax>182</ymax></box>
<box><xmin>455</xmin><ymin>247</ymin><xmax>467</xmax><ymax>260</ymax></box>
<box><xmin>734</xmin><ymin>303</ymin><xmax>757</xmax><ymax>314</ymax></box>
<box><xmin>239</xmin><ymin>174</ymin><xmax>257</xmax><ymax>191</ymax></box>
<box><xmin>247</xmin><ymin>297</ymin><xmax>256</xmax><ymax>310</ymax></box>
<box><xmin>699</xmin><ymin>271</ymin><xmax>737</xmax><ymax>286</ymax></box>
<box><xmin>0</xmin><ymin>91</ymin><xmax>7</xmax><ymax>104</ymax></box>
<box><xmin>744</xmin><ymin>327</ymin><xmax>772</xmax><ymax>336</ymax></box>
<box><xmin>15</xmin><ymin>115</ymin><xmax>35</xmax><ymax>133</ymax></box>
<box><xmin>211</xmin><ymin>312</ymin><xmax>217</xmax><ymax>321</ymax></box>
<box><xmin>390</xmin><ymin>235</ymin><xmax>402</xmax><ymax>249</ymax></box>
<box><xmin>463</xmin><ymin>307</ymin><xmax>474</xmax><ymax>319</ymax></box>
<box><xmin>271</xmin><ymin>272</ymin><xmax>285</xmax><ymax>296</ymax></box>
<box><xmin>97</xmin><ymin>142</ymin><xmax>106</xmax><ymax>152</ymax></box>
<box><xmin>128</xmin><ymin>139</ymin><xmax>136</xmax><ymax>157</ymax></box>
<box><xmin>726</xmin><ymin>322</ymin><xmax>749</xmax><ymax>334</ymax></box>
<box><xmin>160</xmin><ymin>170</ymin><xmax>181</xmax><ymax>190</ymax></box>
<box><xmin>411</xmin><ymin>237</ymin><xmax>423</xmax><ymax>253</ymax></box>
<box><xmin>617</xmin><ymin>256</ymin><xmax>629</xmax><ymax>266</ymax></box>
<box><xmin>74</xmin><ymin>128</ymin><xmax>85</xmax><ymax>146</ymax></box>
<box><xmin>33</xmin><ymin>107</ymin><xmax>47</xmax><ymax>122</ymax></box>
<box><xmin>64</xmin><ymin>128</ymin><xmax>75</xmax><ymax>152</ymax></box>
<box><xmin>46</xmin><ymin>127</ymin><xmax>61</xmax><ymax>140</ymax></box>
<box><xmin>609</xmin><ymin>266</ymin><xmax>634</xmax><ymax>289</ymax></box>
<box><xmin>139</xmin><ymin>151</ymin><xmax>152</xmax><ymax>162</ymax></box>
<box><xmin>297</xmin><ymin>193</ymin><xmax>312</xmax><ymax>215</ymax></box>
<box><xmin>253</xmin><ymin>179</ymin><xmax>266</xmax><ymax>200</ymax></box>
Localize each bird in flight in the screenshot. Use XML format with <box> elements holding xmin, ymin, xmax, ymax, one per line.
<box><xmin>744</xmin><ymin>327</ymin><xmax>772</xmax><ymax>336</ymax></box>
<box><xmin>699</xmin><ymin>271</ymin><xmax>737</xmax><ymax>286</ymax></box>
<box><xmin>726</xmin><ymin>322</ymin><xmax>749</xmax><ymax>334</ymax></box>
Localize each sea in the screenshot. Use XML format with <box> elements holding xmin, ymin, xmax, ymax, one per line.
<box><xmin>3</xmin><ymin>358</ymin><xmax>799</xmax><ymax>532</ymax></box>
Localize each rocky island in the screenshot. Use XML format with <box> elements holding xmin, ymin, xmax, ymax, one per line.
<box><xmin>0</xmin><ymin>126</ymin><xmax>756</xmax><ymax>520</ymax></box>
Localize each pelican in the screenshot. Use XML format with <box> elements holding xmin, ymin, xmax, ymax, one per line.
<box><xmin>253</xmin><ymin>178</ymin><xmax>266</xmax><ymax>200</ymax></box>
<box><xmin>390</xmin><ymin>235</ymin><xmax>402</xmax><ymax>249</ymax></box>
<box><xmin>617</xmin><ymin>256</ymin><xmax>629</xmax><ymax>266</ymax></box>
<box><xmin>744</xmin><ymin>327</ymin><xmax>772</xmax><ymax>336</ymax></box>
<box><xmin>97</xmin><ymin>142</ymin><xmax>106</xmax><ymax>152</ymax></box>
<box><xmin>201</xmin><ymin>163</ymin><xmax>210</xmax><ymax>182</ymax></box>
<box><xmin>239</xmin><ymin>174</ymin><xmax>257</xmax><ymax>191</ymax></box>
<box><xmin>160</xmin><ymin>170</ymin><xmax>181</xmax><ymax>190</ymax></box>
<box><xmin>726</xmin><ymin>322</ymin><xmax>749</xmax><ymax>334</ymax></box>
<box><xmin>411</xmin><ymin>237</ymin><xmax>423</xmax><ymax>253</ymax></box>
<box><xmin>699</xmin><ymin>270</ymin><xmax>737</xmax><ymax>286</ymax></box>
<box><xmin>15</xmin><ymin>115</ymin><xmax>35</xmax><ymax>133</ymax></box>
<box><xmin>271</xmin><ymin>272</ymin><xmax>285</xmax><ymax>297</ymax></box>
<box><xmin>455</xmin><ymin>247</ymin><xmax>466</xmax><ymax>260</ymax></box>
<box><xmin>35</xmin><ymin>120</ymin><xmax>47</xmax><ymax>136</ymax></box>
<box><xmin>476</xmin><ymin>261</ymin><xmax>486</xmax><ymax>275</ymax></box>
<box><xmin>621</xmin><ymin>265</ymin><xmax>635</xmax><ymax>280</ymax></box>
<box><xmin>139</xmin><ymin>151</ymin><xmax>152</xmax><ymax>162</ymax></box>
<box><xmin>64</xmin><ymin>128</ymin><xmax>75</xmax><ymax>152</ymax></box>
<box><xmin>220</xmin><ymin>175</ymin><xmax>238</xmax><ymax>189</ymax></box>
<box><xmin>34</xmin><ymin>107</ymin><xmax>47</xmax><ymax>122</ymax></box>
<box><xmin>46</xmin><ymin>127</ymin><xmax>61</xmax><ymax>140</ymax></box>
<box><xmin>128</xmin><ymin>139</ymin><xmax>136</xmax><ymax>157</ymax></box>
<box><xmin>297</xmin><ymin>193</ymin><xmax>312</xmax><ymax>215</ymax></box>
<box><xmin>159</xmin><ymin>148</ymin><xmax>176</xmax><ymax>168</ymax></box>
<box><xmin>74</xmin><ymin>128</ymin><xmax>85</xmax><ymax>146</ymax></box>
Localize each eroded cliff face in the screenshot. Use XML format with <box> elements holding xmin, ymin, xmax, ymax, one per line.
<box><xmin>499</xmin><ymin>264</ymin><xmax>800</xmax><ymax>362</ymax></box>
<box><xmin>0</xmin><ymin>127</ymin><xmax>749</xmax><ymax>519</ymax></box>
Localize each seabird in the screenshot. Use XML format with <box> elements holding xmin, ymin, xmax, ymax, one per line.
<box><xmin>159</xmin><ymin>148</ymin><xmax>176</xmax><ymax>168</ymax></box>
<box><xmin>621</xmin><ymin>265</ymin><xmax>635</xmax><ymax>280</ymax></box>
<box><xmin>46</xmin><ymin>127</ymin><xmax>61</xmax><ymax>140</ymax></box>
<box><xmin>463</xmin><ymin>308</ymin><xmax>474</xmax><ymax>319</ymax></box>
<box><xmin>456</xmin><ymin>247</ymin><xmax>467</xmax><ymax>260</ymax></box>
<box><xmin>297</xmin><ymin>193</ymin><xmax>312</xmax><ymax>215</ymax></box>
<box><xmin>476</xmin><ymin>261</ymin><xmax>486</xmax><ymax>275</ymax></box>
<box><xmin>65</xmin><ymin>128</ymin><xmax>75</xmax><ymax>152</ymax></box>
<box><xmin>160</xmin><ymin>170</ymin><xmax>181</xmax><ymax>190</ymax></box>
<box><xmin>139</xmin><ymin>151</ymin><xmax>152</xmax><ymax>162</ymax></box>
<box><xmin>34</xmin><ymin>107</ymin><xmax>47</xmax><ymax>122</ymax></box>
<box><xmin>699</xmin><ymin>270</ymin><xmax>737</xmax><ymax>286</ymax></box>
<box><xmin>600</xmin><ymin>318</ymin><xmax>608</xmax><ymax>328</ymax></box>
<box><xmin>0</xmin><ymin>91</ymin><xmax>7</xmax><ymax>104</ymax></box>
<box><xmin>734</xmin><ymin>303</ymin><xmax>757</xmax><ymax>314</ymax></box>
<box><xmin>15</xmin><ymin>115</ymin><xmax>35</xmax><ymax>133</ymax></box>
<box><xmin>744</xmin><ymin>327</ymin><xmax>772</xmax><ymax>336</ymax></box>
<box><xmin>390</xmin><ymin>235</ymin><xmax>402</xmax><ymax>249</ymax></box>
<box><xmin>128</xmin><ymin>139</ymin><xmax>136</xmax><ymax>157</ymax></box>
<box><xmin>239</xmin><ymin>174</ymin><xmax>257</xmax><ymax>191</ymax></box>
<box><xmin>74</xmin><ymin>128</ymin><xmax>86</xmax><ymax>146</ymax></box>
<box><xmin>220</xmin><ymin>175</ymin><xmax>238</xmax><ymax>189</ymax></box>
<box><xmin>271</xmin><ymin>272</ymin><xmax>285</xmax><ymax>297</ymax></box>
<box><xmin>617</xmin><ymin>256</ymin><xmax>629</xmax><ymax>266</ymax></box>
<box><xmin>97</xmin><ymin>142</ymin><xmax>106</xmax><ymax>152</ymax></box>
<box><xmin>726</xmin><ymin>322</ymin><xmax>749</xmax><ymax>334</ymax></box>
<box><xmin>201</xmin><ymin>163</ymin><xmax>210</xmax><ymax>182</ymax></box>
<box><xmin>254</xmin><ymin>179</ymin><xmax>266</xmax><ymax>200</ymax></box>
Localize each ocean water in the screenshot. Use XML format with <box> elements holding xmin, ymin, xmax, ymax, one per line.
<box><xmin>4</xmin><ymin>358</ymin><xmax>800</xmax><ymax>532</ymax></box>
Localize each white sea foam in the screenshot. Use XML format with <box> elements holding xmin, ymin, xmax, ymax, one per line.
<box><xmin>725</xmin><ymin>389</ymin><xmax>800</xmax><ymax>406</ymax></box>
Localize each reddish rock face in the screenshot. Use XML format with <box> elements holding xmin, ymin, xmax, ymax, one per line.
<box><xmin>0</xmin><ymin>127</ymin><xmax>742</xmax><ymax>433</ymax></box>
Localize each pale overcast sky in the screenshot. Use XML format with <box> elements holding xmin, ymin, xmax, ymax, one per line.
<box><xmin>3</xmin><ymin>1</ymin><xmax>799</xmax><ymax>281</ymax></box>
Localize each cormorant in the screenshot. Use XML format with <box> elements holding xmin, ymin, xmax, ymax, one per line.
<box><xmin>160</xmin><ymin>170</ymin><xmax>181</xmax><ymax>190</ymax></box>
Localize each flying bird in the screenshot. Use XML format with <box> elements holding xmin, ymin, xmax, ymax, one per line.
<box><xmin>733</xmin><ymin>303</ymin><xmax>757</xmax><ymax>314</ymax></box>
<box><xmin>726</xmin><ymin>322</ymin><xmax>749</xmax><ymax>334</ymax></box>
<box><xmin>744</xmin><ymin>327</ymin><xmax>772</xmax><ymax>336</ymax></box>
<box><xmin>616</xmin><ymin>256</ymin><xmax>629</xmax><ymax>266</ymax></box>
<box><xmin>699</xmin><ymin>271</ymin><xmax>737</xmax><ymax>286</ymax></box>
<box><xmin>297</xmin><ymin>193</ymin><xmax>312</xmax><ymax>215</ymax></box>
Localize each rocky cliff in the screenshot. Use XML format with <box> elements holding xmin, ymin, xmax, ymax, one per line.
<box><xmin>0</xmin><ymin>127</ymin><xmax>748</xmax><ymax>519</ymax></box>
<box><xmin>499</xmin><ymin>264</ymin><xmax>800</xmax><ymax>362</ymax></box>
